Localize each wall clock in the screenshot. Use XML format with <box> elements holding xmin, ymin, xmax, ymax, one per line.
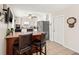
<box><xmin>67</xmin><ymin>17</ymin><xmax>76</xmax><ymax>28</ymax></box>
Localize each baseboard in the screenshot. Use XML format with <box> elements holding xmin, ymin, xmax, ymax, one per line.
<box><xmin>63</xmin><ymin>45</ymin><xmax>79</xmax><ymax>53</ymax></box>
<box><xmin>51</xmin><ymin>40</ymin><xmax>79</xmax><ymax>53</ymax></box>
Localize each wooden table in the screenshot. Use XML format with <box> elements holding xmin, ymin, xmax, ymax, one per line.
<box><xmin>6</xmin><ymin>32</ymin><xmax>44</xmax><ymax>55</ymax></box>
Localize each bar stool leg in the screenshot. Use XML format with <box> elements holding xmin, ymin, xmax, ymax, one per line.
<box><xmin>35</xmin><ymin>47</ymin><xmax>38</xmax><ymax>55</ymax></box>
<box><xmin>36</xmin><ymin>52</ymin><xmax>38</xmax><ymax>55</ymax></box>
<box><xmin>45</xmin><ymin>44</ymin><xmax>46</xmax><ymax>55</ymax></box>
<box><xmin>40</xmin><ymin>44</ymin><xmax>42</xmax><ymax>55</ymax></box>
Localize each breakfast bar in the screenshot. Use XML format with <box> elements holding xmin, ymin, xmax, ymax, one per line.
<box><xmin>6</xmin><ymin>32</ymin><xmax>44</xmax><ymax>55</ymax></box>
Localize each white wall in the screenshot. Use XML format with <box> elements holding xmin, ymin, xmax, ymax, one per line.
<box><xmin>48</xmin><ymin>14</ymin><xmax>54</xmax><ymax>41</ymax></box>
<box><xmin>0</xmin><ymin>22</ymin><xmax>7</xmax><ymax>54</ymax></box>
<box><xmin>52</xmin><ymin>5</ymin><xmax>79</xmax><ymax>53</ymax></box>
<box><xmin>0</xmin><ymin>4</ymin><xmax>7</xmax><ymax>55</ymax></box>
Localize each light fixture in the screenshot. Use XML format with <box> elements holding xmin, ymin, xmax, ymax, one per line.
<box><xmin>24</xmin><ymin>22</ymin><xmax>29</xmax><ymax>25</ymax></box>
<box><xmin>27</xmin><ymin>14</ymin><xmax>37</xmax><ymax>19</ymax></box>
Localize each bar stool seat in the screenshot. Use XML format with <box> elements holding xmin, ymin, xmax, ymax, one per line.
<box><xmin>32</xmin><ymin>33</ymin><xmax>47</xmax><ymax>55</ymax></box>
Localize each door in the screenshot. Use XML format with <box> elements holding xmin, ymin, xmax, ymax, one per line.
<box><xmin>53</xmin><ymin>16</ymin><xmax>64</xmax><ymax>45</ymax></box>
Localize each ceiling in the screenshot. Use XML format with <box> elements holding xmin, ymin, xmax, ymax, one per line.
<box><xmin>9</xmin><ymin>4</ymin><xmax>73</xmax><ymax>13</ymax></box>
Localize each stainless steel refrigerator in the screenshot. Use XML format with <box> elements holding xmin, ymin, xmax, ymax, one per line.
<box><xmin>37</xmin><ymin>21</ymin><xmax>49</xmax><ymax>40</ymax></box>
